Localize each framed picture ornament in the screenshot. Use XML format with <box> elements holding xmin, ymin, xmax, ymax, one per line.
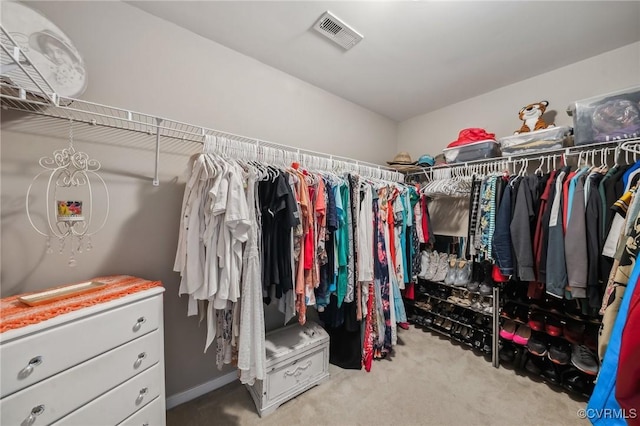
<box><xmin>26</xmin><ymin>120</ymin><xmax>109</xmax><ymax>266</ymax></box>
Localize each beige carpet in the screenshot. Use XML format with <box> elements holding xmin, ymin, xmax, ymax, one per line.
<box><xmin>167</xmin><ymin>326</ymin><xmax>589</xmax><ymax>426</ymax></box>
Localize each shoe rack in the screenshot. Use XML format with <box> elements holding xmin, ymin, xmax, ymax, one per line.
<box><xmin>497</xmin><ymin>281</ymin><xmax>600</xmax><ymax>399</ymax></box>
<box><xmin>408</xmin><ymin>269</ymin><xmax>500</xmax><ymax>368</ymax></box>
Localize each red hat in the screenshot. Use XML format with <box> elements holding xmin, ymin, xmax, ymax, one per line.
<box><xmin>447</xmin><ymin>128</ymin><xmax>496</xmax><ymax>148</ymax></box>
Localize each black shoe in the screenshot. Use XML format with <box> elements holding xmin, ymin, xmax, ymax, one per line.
<box><xmin>527</xmin><ymin>333</ymin><xmax>548</xmax><ymax>356</ymax></box>
<box><xmin>472</xmin><ymin>330</ymin><xmax>484</xmax><ymax>350</ymax></box>
<box><xmin>525</xmin><ymin>357</ymin><xmax>544</xmax><ymax>375</ymax></box>
<box><xmin>407</xmin><ymin>313</ymin><xmax>417</xmax><ymax>325</ymax></box>
<box><xmin>439</xmin><ymin>286</ymin><xmax>451</xmax><ymax>300</ymax></box>
<box><xmin>459</xmin><ymin>311</ymin><xmax>474</xmax><ymax>325</ymax></box>
<box><xmin>563</xmin><ymin>321</ymin><xmax>585</xmax><ymax>345</ymax></box>
<box><xmin>499</xmin><ymin>344</ymin><xmax>515</xmax><ymax>363</ymax></box>
<box><xmin>571</xmin><ymin>345</ymin><xmax>599</xmax><ymax>376</ymax></box>
<box><xmin>459</xmin><ymin>326</ymin><xmax>472</xmax><ymax>343</ymax></box>
<box><xmin>563</xmin><ymin>369</ymin><xmax>589</xmax><ymax>394</ymax></box>
<box><xmin>482</xmin><ymin>261</ymin><xmax>493</xmax><ymax>284</ymax></box>
<box><xmin>564</xmin><ymin>299</ymin><xmax>586</xmax><ymax>321</ymax></box>
<box><xmin>500</xmin><ymin>302</ymin><xmax>518</xmax><ymax>320</ymax></box>
<box><xmin>548</xmin><ymin>341</ymin><xmax>571</xmax><ymax>365</ymax></box>
<box><xmin>450</xmin><ymin>323</ymin><xmax>461</xmax><ymax>339</ymax></box>
<box><xmin>433</xmin><ymin>316</ymin><xmax>445</xmax><ymax>328</ymax></box>
<box><xmin>541</xmin><ymin>362</ymin><xmax>561</xmax><ymax>386</ymax></box>
<box><xmin>482</xmin><ymin>332</ymin><xmax>492</xmax><ymax>354</ymax></box>
<box><xmin>423</xmin><ymin>313</ymin><xmax>434</xmax><ymax>327</ymax></box>
<box><xmin>515</xmin><ymin>305</ymin><xmax>529</xmax><ymax>323</ymax></box>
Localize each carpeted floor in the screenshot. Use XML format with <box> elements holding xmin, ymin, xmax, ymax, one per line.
<box><xmin>167</xmin><ymin>326</ymin><xmax>589</xmax><ymax>426</ymax></box>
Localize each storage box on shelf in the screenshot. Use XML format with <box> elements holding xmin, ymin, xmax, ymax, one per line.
<box><xmin>568</xmin><ymin>86</ymin><xmax>640</xmax><ymax>146</ymax></box>
<box><xmin>0</xmin><ymin>279</ymin><xmax>166</xmax><ymax>426</ymax></box>
<box><xmin>443</xmin><ymin>140</ymin><xmax>500</xmax><ymax>163</ymax></box>
<box><xmin>498</xmin><ymin>126</ymin><xmax>572</xmax><ymax>155</ymax></box>
<box><xmin>246</xmin><ymin>321</ymin><xmax>329</xmax><ymax>417</ymax></box>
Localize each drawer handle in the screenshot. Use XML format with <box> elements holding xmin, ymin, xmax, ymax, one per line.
<box><xmin>134</xmin><ymin>352</ymin><xmax>147</xmax><ymax>368</ymax></box>
<box><xmin>26</xmin><ymin>404</ymin><xmax>45</xmax><ymax>425</ymax></box>
<box><xmin>133</xmin><ymin>316</ymin><xmax>147</xmax><ymax>331</ymax></box>
<box><xmin>136</xmin><ymin>387</ymin><xmax>149</xmax><ymax>405</ymax></box>
<box><xmin>19</xmin><ymin>356</ymin><xmax>43</xmax><ymax>378</ymax></box>
<box><xmin>283</xmin><ymin>360</ymin><xmax>312</xmax><ymax>382</ymax></box>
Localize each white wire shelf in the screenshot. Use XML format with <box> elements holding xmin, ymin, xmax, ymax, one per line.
<box><xmin>0</xmin><ymin>26</ymin><xmax>58</xmax><ymax>105</ymax></box>
<box><xmin>405</xmin><ymin>138</ymin><xmax>640</xmax><ymax>179</ymax></box>
<box><xmin>0</xmin><ymin>21</ymin><xmax>403</xmax><ymax>184</ymax></box>
<box><xmin>0</xmin><ymin>89</ymin><xmax>404</xmax><ymax>183</ymax></box>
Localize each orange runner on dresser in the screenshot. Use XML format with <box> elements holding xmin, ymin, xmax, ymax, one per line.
<box><xmin>0</xmin><ymin>275</ymin><xmax>163</xmax><ymax>333</ymax></box>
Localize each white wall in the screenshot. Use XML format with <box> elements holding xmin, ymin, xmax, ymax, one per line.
<box><xmin>399</xmin><ymin>41</ymin><xmax>640</xmax><ymax>236</ymax></box>
<box><xmin>398</xmin><ymin>41</ymin><xmax>640</xmax><ymax>158</ymax></box>
<box><xmin>0</xmin><ymin>1</ymin><xmax>397</xmax><ymax>399</ymax></box>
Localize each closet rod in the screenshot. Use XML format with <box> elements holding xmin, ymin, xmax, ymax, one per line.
<box><xmin>404</xmin><ymin>139</ymin><xmax>634</xmax><ymax>177</ymax></box>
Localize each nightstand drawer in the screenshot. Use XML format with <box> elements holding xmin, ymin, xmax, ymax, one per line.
<box><xmin>52</xmin><ymin>363</ymin><xmax>162</xmax><ymax>426</ymax></box>
<box><xmin>1</xmin><ymin>329</ymin><xmax>161</xmax><ymax>426</ymax></box>
<box><xmin>1</xmin><ymin>295</ymin><xmax>161</xmax><ymax>397</ymax></box>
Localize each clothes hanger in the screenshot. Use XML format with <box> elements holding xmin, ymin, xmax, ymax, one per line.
<box><xmin>597</xmin><ymin>148</ymin><xmax>609</xmax><ymax>174</ymax></box>
<box><xmin>534</xmin><ymin>156</ymin><xmax>545</xmax><ymax>176</ymax></box>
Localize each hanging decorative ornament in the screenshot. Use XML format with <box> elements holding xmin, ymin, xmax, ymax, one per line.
<box><xmin>26</xmin><ymin>119</ymin><xmax>109</xmax><ymax>266</ymax></box>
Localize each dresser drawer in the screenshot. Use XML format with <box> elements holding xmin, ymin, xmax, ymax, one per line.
<box><xmin>0</xmin><ymin>330</ymin><xmax>161</xmax><ymax>426</ymax></box>
<box><xmin>118</xmin><ymin>396</ymin><xmax>165</xmax><ymax>426</ymax></box>
<box><xmin>1</xmin><ymin>295</ymin><xmax>161</xmax><ymax>397</ymax></box>
<box><xmin>52</xmin><ymin>363</ymin><xmax>162</xmax><ymax>426</ymax></box>
<box><xmin>267</xmin><ymin>347</ymin><xmax>326</xmax><ymax>403</ymax></box>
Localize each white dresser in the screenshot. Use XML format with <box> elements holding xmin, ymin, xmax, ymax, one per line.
<box><xmin>0</xmin><ymin>286</ymin><xmax>166</xmax><ymax>426</ymax></box>
<box><xmin>247</xmin><ymin>321</ymin><xmax>330</xmax><ymax>417</ymax></box>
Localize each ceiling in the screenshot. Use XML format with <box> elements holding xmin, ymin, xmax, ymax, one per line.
<box><xmin>129</xmin><ymin>1</ymin><xmax>640</xmax><ymax>122</ymax></box>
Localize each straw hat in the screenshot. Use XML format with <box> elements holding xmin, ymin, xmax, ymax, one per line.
<box><xmin>387</xmin><ymin>152</ymin><xmax>416</xmax><ymax>166</ymax></box>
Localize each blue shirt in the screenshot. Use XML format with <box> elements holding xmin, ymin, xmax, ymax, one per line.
<box><xmin>622</xmin><ymin>160</ymin><xmax>640</xmax><ymax>189</ymax></box>
<box><xmin>587</xmin><ymin>258</ymin><xmax>640</xmax><ymax>424</ymax></box>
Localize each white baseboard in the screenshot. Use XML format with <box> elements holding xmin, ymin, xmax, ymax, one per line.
<box><xmin>166</xmin><ymin>371</ymin><xmax>238</xmax><ymax>410</ymax></box>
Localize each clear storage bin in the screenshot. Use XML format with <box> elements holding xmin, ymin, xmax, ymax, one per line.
<box><xmin>568</xmin><ymin>86</ymin><xmax>640</xmax><ymax>146</ymax></box>
<box><xmin>498</xmin><ymin>126</ymin><xmax>572</xmax><ymax>155</ymax></box>
<box><xmin>443</xmin><ymin>140</ymin><xmax>500</xmax><ymax>163</ymax></box>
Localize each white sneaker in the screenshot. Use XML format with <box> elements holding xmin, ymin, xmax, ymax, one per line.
<box><xmin>418</xmin><ymin>250</ymin><xmax>430</xmax><ymax>279</ymax></box>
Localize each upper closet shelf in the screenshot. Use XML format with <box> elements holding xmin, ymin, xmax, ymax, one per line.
<box><xmin>405</xmin><ymin>139</ymin><xmax>640</xmax><ymax>179</ymax></box>
<box><xmin>0</xmin><ymin>24</ymin><xmax>402</xmax><ymax>185</ymax></box>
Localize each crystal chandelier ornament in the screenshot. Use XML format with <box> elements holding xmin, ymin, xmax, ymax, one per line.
<box><xmin>26</xmin><ymin>120</ymin><xmax>109</xmax><ymax>266</ymax></box>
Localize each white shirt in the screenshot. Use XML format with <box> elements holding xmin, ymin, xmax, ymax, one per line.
<box><xmin>357</xmin><ymin>184</ymin><xmax>374</xmax><ymax>282</ymax></box>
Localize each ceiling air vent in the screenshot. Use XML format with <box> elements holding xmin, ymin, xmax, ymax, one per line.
<box><xmin>312</xmin><ymin>11</ymin><xmax>363</xmax><ymax>51</ymax></box>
